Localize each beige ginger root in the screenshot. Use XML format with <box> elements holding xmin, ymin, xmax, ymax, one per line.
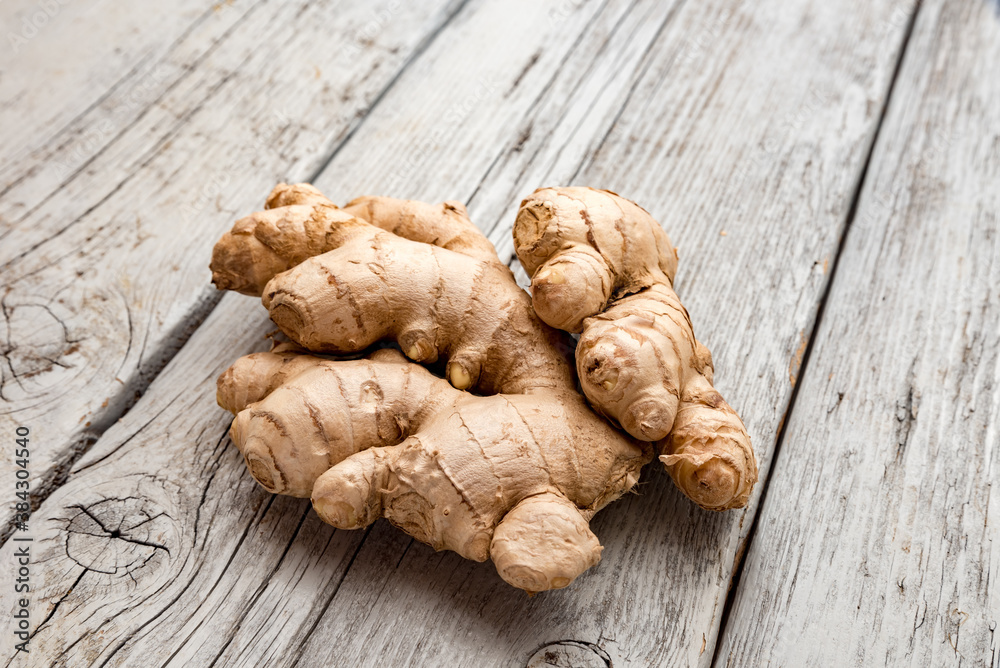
<box><xmin>218</xmin><ymin>344</ymin><xmax>648</xmax><ymax>593</ymax></box>
<box><xmin>210</xmin><ymin>182</ymin><xmax>755</xmax><ymax>592</ymax></box>
<box><xmin>210</xmin><ymin>183</ymin><xmax>572</xmax><ymax>396</ymax></box>
<box><xmin>513</xmin><ymin>187</ymin><xmax>757</xmax><ymax>510</ymax></box>
<box><xmin>211</xmin><ymin>183</ymin><xmax>651</xmax><ymax>592</ymax></box>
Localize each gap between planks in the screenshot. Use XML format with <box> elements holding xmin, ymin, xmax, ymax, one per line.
<box><xmin>709</xmin><ymin>0</ymin><xmax>926</xmax><ymax>663</ymax></box>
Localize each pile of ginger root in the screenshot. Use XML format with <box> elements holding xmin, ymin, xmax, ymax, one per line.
<box><xmin>209</xmin><ymin>183</ymin><xmax>757</xmax><ymax>594</ymax></box>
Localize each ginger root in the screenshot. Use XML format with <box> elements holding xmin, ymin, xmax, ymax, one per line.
<box><xmin>210</xmin><ymin>183</ymin><xmax>571</xmax><ymax>395</ymax></box>
<box><xmin>218</xmin><ymin>344</ymin><xmax>646</xmax><ymax>593</ymax></box>
<box><xmin>513</xmin><ymin>187</ymin><xmax>757</xmax><ymax>510</ymax></box>
<box><xmin>210</xmin><ymin>182</ymin><xmax>755</xmax><ymax>592</ymax></box>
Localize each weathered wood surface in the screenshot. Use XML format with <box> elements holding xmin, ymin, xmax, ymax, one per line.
<box><xmin>0</xmin><ymin>0</ymin><xmax>253</xmax><ymax>228</ymax></box>
<box><xmin>2</xmin><ymin>0</ymin><xmax>991</xmax><ymax>666</ymax></box>
<box><xmin>0</xmin><ymin>0</ymin><xmax>926</xmax><ymax>666</ymax></box>
<box><xmin>299</xmin><ymin>0</ymin><xmax>917</xmax><ymax>665</ymax></box>
<box><xmin>1</xmin><ymin>296</ymin><xmax>368</xmax><ymax>667</ymax></box>
<box><xmin>715</xmin><ymin>0</ymin><xmax>1000</xmax><ymax>665</ymax></box>
<box><xmin>0</xmin><ymin>0</ymin><xmax>468</xmax><ymax>535</ymax></box>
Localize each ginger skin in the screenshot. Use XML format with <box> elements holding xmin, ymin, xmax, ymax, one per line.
<box><xmin>210</xmin><ymin>183</ymin><xmax>572</xmax><ymax>396</ymax></box>
<box><xmin>219</xmin><ymin>345</ymin><xmax>647</xmax><ymax>593</ymax></box>
<box><xmin>210</xmin><ymin>182</ymin><xmax>756</xmax><ymax>592</ymax></box>
<box><xmin>212</xmin><ymin>183</ymin><xmax>650</xmax><ymax>593</ymax></box>
<box><xmin>514</xmin><ymin>187</ymin><xmax>757</xmax><ymax>510</ymax></box>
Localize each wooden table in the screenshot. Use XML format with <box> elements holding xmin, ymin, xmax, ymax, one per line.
<box><xmin>1</xmin><ymin>1</ymin><xmax>997</xmax><ymax>665</ymax></box>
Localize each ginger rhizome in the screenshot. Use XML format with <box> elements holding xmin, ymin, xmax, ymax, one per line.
<box><xmin>513</xmin><ymin>187</ymin><xmax>758</xmax><ymax>510</ymax></box>
<box><xmin>218</xmin><ymin>344</ymin><xmax>646</xmax><ymax>593</ymax></box>
<box><xmin>210</xmin><ymin>184</ymin><xmax>571</xmax><ymax>395</ymax></box>
<box><xmin>211</xmin><ymin>183</ymin><xmax>650</xmax><ymax>592</ymax></box>
<box><xmin>210</xmin><ymin>182</ymin><xmax>755</xmax><ymax>592</ymax></box>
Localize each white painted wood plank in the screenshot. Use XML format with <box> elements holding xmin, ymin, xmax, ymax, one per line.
<box><xmin>715</xmin><ymin>0</ymin><xmax>1000</xmax><ymax>665</ymax></box>
<box><xmin>0</xmin><ymin>0</ymin><xmax>920</xmax><ymax>664</ymax></box>
<box><xmin>311</xmin><ymin>0</ymin><xmax>654</xmax><ymax>210</ymax></box>
<box><xmin>0</xmin><ymin>0</ymin><xmax>230</xmax><ymax>219</ymax></box>
<box><xmin>0</xmin><ymin>0</ymin><xmax>466</xmax><ymax>535</ymax></box>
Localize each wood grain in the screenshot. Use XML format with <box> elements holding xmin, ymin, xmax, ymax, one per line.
<box><xmin>0</xmin><ymin>0</ymin><xmax>701</xmax><ymax>663</ymax></box>
<box><xmin>0</xmin><ymin>296</ymin><xmax>369</xmax><ymax>666</ymax></box>
<box><xmin>297</xmin><ymin>0</ymin><xmax>921</xmax><ymax>666</ymax></box>
<box><xmin>0</xmin><ymin>0</ymin><xmax>467</xmax><ymax>536</ymax></box>
<box><xmin>715</xmin><ymin>0</ymin><xmax>1000</xmax><ymax>665</ymax></box>
<box><xmin>0</xmin><ymin>0</ymin><xmax>256</xmax><ymax>235</ymax></box>
<box><xmin>0</xmin><ymin>0</ymin><xmax>943</xmax><ymax>665</ymax></box>
<box><xmin>0</xmin><ymin>0</ymin><xmax>924</xmax><ymax>665</ymax></box>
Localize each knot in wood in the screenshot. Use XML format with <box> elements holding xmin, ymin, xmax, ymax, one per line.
<box><xmin>0</xmin><ymin>296</ymin><xmax>84</xmax><ymax>395</ymax></box>
<box><xmin>65</xmin><ymin>497</ymin><xmax>172</xmax><ymax>580</ymax></box>
<box><xmin>526</xmin><ymin>641</ymin><xmax>612</xmax><ymax>668</ymax></box>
